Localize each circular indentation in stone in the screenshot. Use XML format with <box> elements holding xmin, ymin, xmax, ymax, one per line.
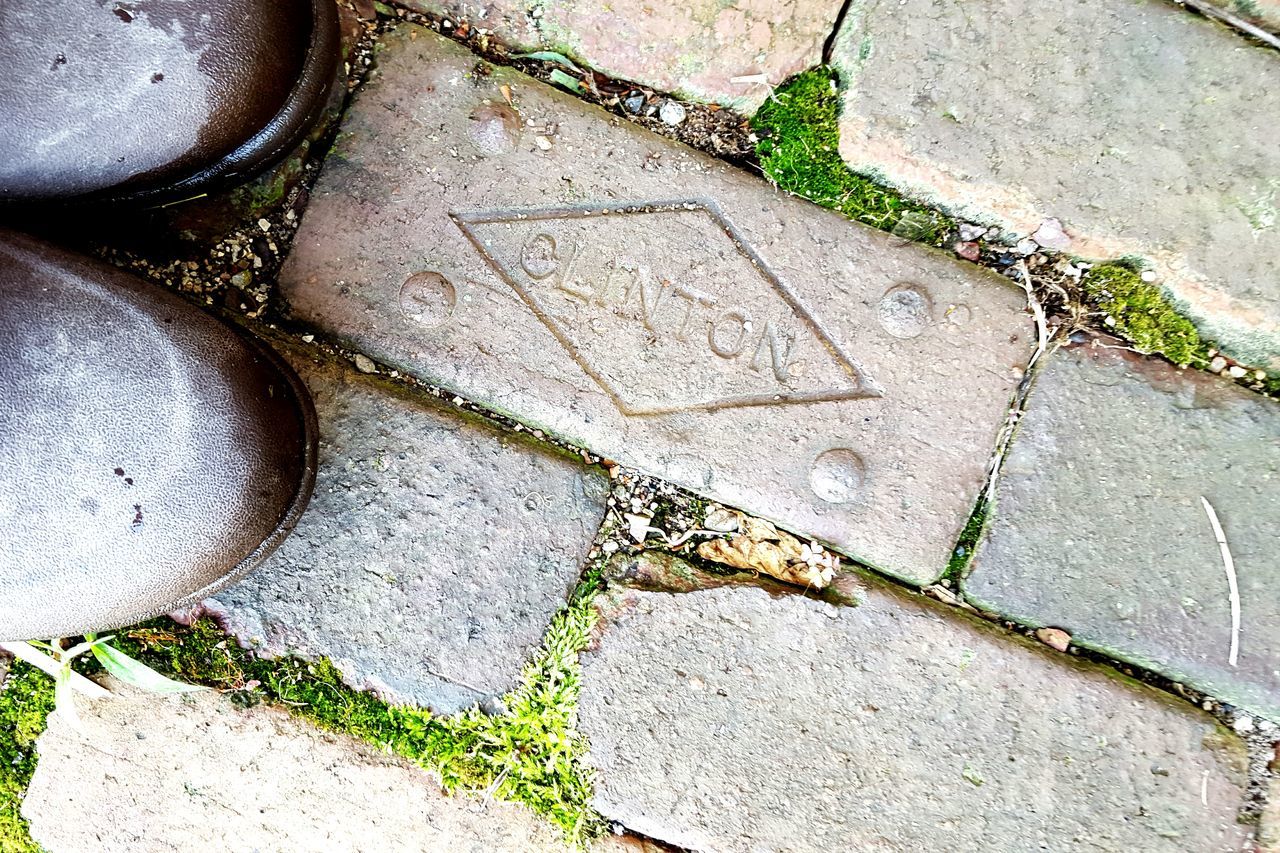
<box><xmin>399</xmin><ymin>271</ymin><xmax>457</xmax><ymax>328</ymax></box>
<box><xmin>809</xmin><ymin>448</ymin><xmax>866</xmax><ymax>504</ymax></box>
<box><xmin>467</xmin><ymin>103</ymin><xmax>521</xmax><ymax>155</ymax></box>
<box><xmin>521</xmin><ymin>233</ymin><xmax>559</xmax><ymax>280</ymax></box>
<box><xmin>877</xmin><ymin>284</ymin><xmax>933</xmax><ymax>338</ymax></box>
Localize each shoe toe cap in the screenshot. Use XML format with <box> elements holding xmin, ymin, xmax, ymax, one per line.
<box><xmin>0</xmin><ymin>0</ymin><xmax>338</xmax><ymax>204</ymax></box>
<box><xmin>0</xmin><ymin>231</ymin><xmax>316</xmax><ymax>640</ymax></box>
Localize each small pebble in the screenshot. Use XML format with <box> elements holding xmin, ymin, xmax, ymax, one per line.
<box><xmin>1031</xmin><ymin>217</ymin><xmax>1071</xmax><ymax>251</ymax></box>
<box><xmin>257</xmin><ymin>218</ymin><xmax>271</xmax><ymax>232</ymax></box>
<box><xmin>958</xmin><ymin>222</ymin><xmax>985</xmax><ymax>242</ymax></box>
<box><xmin>353</xmin><ymin>353</ymin><xmax>378</xmax><ymax>374</ymax></box>
<box><xmin>954</xmin><ymin>241</ymin><xmax>980</xmax><ymax>262</ymax></box>
<box><xmin>704</xmin><ymin>508</ymin><xmax>740</xmax><ymax>533</ymax></box>
<box><xmin>1231</xmin><ymin>714</ymin><xmax>1255</xmax><ymax>735</ymax></box>
<box><xmin>534</xmin><ymin>135</ymin><xmax>552</xmax><ymax>151</ymax></box>
<box><xmin>1013</xmin><ymin>237</ymin><xmax>1038</xmax><ymax>256</ymax></box>
<box><xmin>623</xmin><ymin>94</ymin><xmax>645</xmax><ymax>114</ymax></box>
<box><xmin>1227</xmin><ymin>365</ymin><xmax>1247</xmax><ymax>379</ymax></box>
<box><xmin>659</xmin><ymin>100</ymin><xmax>687</xmax><ymax>126</ymax></box>
<box><xmin>229</xmin><ymin>270</ymin><xmax>252</xmax><ymax>288</ymax></box>
<box><xmin>1209</xmin><ymin>356</ymin><xmax>1227</xmax><ymax>373</ymax></box>
<box><xmin>1140</xmin><ymin>269</ymin><xmax>1157</xmax><ymax>283</ymax></box>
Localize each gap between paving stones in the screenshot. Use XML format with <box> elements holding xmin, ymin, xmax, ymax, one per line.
<box><xmin>2</xmin><ymin>5</ymin><xmax>1273</xmax><ymax>844</ymax></box>
<box><xmin>220</xmin><ymin>23</ymin><xmax>1269</xmax><ymax>814</ymax></box>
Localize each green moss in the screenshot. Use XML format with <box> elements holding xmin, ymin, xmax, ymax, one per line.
<box><xmin>752</xmin><ymin>68</ymin><xmax>951</xmax><ymax>244</ymax></box>
<box><xmin>944</xmin><ymin>499</ymin><xmax>989</xmax><ymax>583</ymax></box>
<box><xmin>0</xmin><ymin>573</ymin><xmax>606</xmax><ymax>850</ymax></box>
<box><xmin>1081</xmin><ymin>263</ymin><xmax>1202</xmax><ymax>367</ymax></box>
<box><xmin>103</xmin><ymin>585</ymin><xmax>605</xmax><ymax>844</ymax></box>
<box><xmin>1</xmin><ymin>663</ymin><xmax>56</xmax><ymax>852</ymax></box>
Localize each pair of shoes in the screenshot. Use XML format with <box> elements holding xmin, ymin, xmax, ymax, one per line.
<box><xmin>0</xmin><ymin>0</ymin><xmax>341</xmax><ymax>641</ymax></box>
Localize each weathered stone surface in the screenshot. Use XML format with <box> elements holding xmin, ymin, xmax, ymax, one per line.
<box><xmin>964</xmin><ymin>335</ymin><xmax>1280</xmax><ymax>722</ymax></box>
<box><xmin>204</xmin><ymin>341</ymin><xmax>608</xmax><ymax>713</ymax></box>
<box><xmin>1262</xmin><ymin>771</ymin><xmax>1280</xmax><ymax>852</ymax></box>
<box><xmin>402</xmin><ymin>0</ymin><xmax>840</xmax><ymax>113</ymax></box>
<box><xmin>23</xmin><ymin>683</ymin><xmax>567</xmax><ymax>852</ymax></box>
<box><xmin>281</xmin><ymin>28</ymin><xmax>1030</xmax><ymax>585</ymax></box>
<box><xmin>579</xmin><ymin>555</ymin><xmax>1253</xmax><ymax>852</ymax></box>
<box><xmin>832</xmin><ymin>0</ymin><xmax>1280</xmax><ymax>369</ymax></box>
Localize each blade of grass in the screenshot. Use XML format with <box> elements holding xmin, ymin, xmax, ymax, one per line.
<box><xmin>0</xmin><ymin>642</ymin><xmax>109</xmax><ymax>699</ymax></box>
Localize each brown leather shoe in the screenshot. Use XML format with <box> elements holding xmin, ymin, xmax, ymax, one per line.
<box><xmin>0</xmin><ymin>0</ymin><xmax>339</xmax><ymax>206</ymax></box>
<box><xmin>0</xmin><ymin>229</ymin><xmax>317</xmax><ymax>640</ymax></box>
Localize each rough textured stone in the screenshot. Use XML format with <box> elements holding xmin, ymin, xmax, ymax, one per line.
<box><xmin>964</xmin><ymin>335</ymin><xmax>1280</xmax><ymax>722</ymax></box>
<box><xmin>204</xmin><ymin>341</ymin><xmax>608</xmax><ymax>713</ymax></box>
<box><xmin>402</xmin><ymin>0</ymin><xmax>840</xmax><ymax>113</ymax></box>
<box><xmin>579</xmin><ymin>555</ymin><xmax>1253</xmax><ymax>852</ymax></box>
<box><xmin>281</xmin><ymin>28</ymin><xmax>1030</xmax><ymax>585</ymax></box>
<box><xmin>832</xmin><ymin>0</ymin><xmax>1280</xmax><ymax>369</ymax></box>
<box><xmin>23</xmin><ymin>683</ymin><xmax>567</xmax><ymax>852</ymax></box>
<box><xmin>1262</xmin><ymin>773</ymin><xmax>1280</xmax><ymax>852</ymax></box>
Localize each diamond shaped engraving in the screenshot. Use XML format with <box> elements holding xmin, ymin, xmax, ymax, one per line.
<box><xmin>452</xmin><ymin>199</ymin><xmax>881</xmax><ymax>416</ymax></box>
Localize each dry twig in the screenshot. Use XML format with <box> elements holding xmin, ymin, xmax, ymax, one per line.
<box><xmin>1199</xmin><ymin>496</ymin><xmax>1240</xmax><ymax>667</ymax></box>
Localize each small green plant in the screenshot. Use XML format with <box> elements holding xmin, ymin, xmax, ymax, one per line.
<box><xmin>1080</xmin><ymin>263</ymin><xmax>1203</xmax><ymax>366</ymax></box>
<box><xmin>0</xmin><ymin>634</ymin><xmax>203</xmax><ymax>848</ymax></box>
<box><xmin>1</xmin><ymin>635</ymin><xmax>200</xmax><ymax>730</ymax></box>
<box><xmin>752</xmin><ymin>68</ymin><xmax>951</xmax><ymax>244</ymax></box>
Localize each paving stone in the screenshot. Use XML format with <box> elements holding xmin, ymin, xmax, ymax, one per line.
<box><xmin>964</xmin><ymin>335</ymin><xmax>1280</xmax><ymax>722</ymax></box>
<box><xmin>831</xmin><ymin>0</ymin><xmax>1280</xmax><ymax>369</ymax></box>
<box><xmin>280</xmin><ymin>27</ymin><xmax>1030</xmax><ymax>585</ymax></box>
<box><xmin>578</xmin><ymin>554</ymin><xmax>1253</xmax><ymax>852</ymax></box>
<box><xmin>401</xmin><ymin>0</ymin><xmax>840</xmax><ymax>113</ymax></box>
<box><xmin>22</xmin><ymin>682</ymin><xmax>568</xmax><ymax>852</ymax></box>
<box><xmin>203</xmin><ymin>341</ymin><xmax>608</xmax><ymax>713</ymax></box>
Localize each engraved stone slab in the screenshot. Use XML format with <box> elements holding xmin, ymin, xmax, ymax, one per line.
<box><xmin>965</xmin><ymin>335</ymin><xmax>1280</xmax><ymax>722</ymax></box>
<box><xmin>832</xmin><ymin>0</ymin><xmax>1280</xmax><ymax>368</ymax></box>
<box><xmin>205</xmin><ymin>341</ymin><xmax>608</xmax><ymax>713</ymax></box>
<box><xmin>281</xmin><ymin>27</ymin><xmax>1030</xmax><ymax>584</ymax></box>
<box><xmin>578</xmin><ymin>555</ymin><xmax>1253</xmax><ymax>851</ymax></box>
<box><xmin>23</xmin><ymin>683</ymin><xmax>569</xmax><ymax>852</ymax></box>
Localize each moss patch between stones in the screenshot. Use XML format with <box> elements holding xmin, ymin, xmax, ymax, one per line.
<box><xmin>0</xmin><ymin>664</ymin><xmax>56</xmax><ymax>852</ymax></box>
<box><xmin>1080</xmin><ymin>262</ymin><xmax>1203</xmax><ymax>367</ymax></box>
<box><xmin>944</xmin><ymin>500</ymin><xmax>990</xmax><ymax>583</ymax></box>
<box><xmin>752</xmin><ymin>67</ymin><xmax>952</xmax><ymax>244</ymax></box>
<box><xmin>0</xmin><ymin>574</ymin><xmax>606</xmax><ymax>849</ymax></box>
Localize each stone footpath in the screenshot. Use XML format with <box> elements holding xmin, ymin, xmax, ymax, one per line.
<box><xmin>23</xmin><ymin>682</ymin><xmax>572</xmax><ymax>853</ymax></box>
<box><xmin>401</xmin><ymin>0</ymin><xmax>839</xmax><ymax>112</ymax></box>
<box><xmin>966</xmin><ymin>333</ymin><xmax>1280</xmax><ymax>722</ymax></box>
<box><xmin>831</xmin><ymin>0</ymin><xmax>1280</xmax><ymax>370</ymax></box>
<box><xmin>580</xmin><ymin>555</ymin><xmax>1251</xmax><ymax>852</ymax></box>
<box><xmin>5</xmin><ymin>2</ymin><xmax>1280</xmax><ymax>851</ymax></box>
<box><xmin>204</xmin><ymin>339</ymin><xmax>607</xmax><ymax>713</ymax></box>
<box><xmin>281</xmin><ymin>27</ymin><xmax>1029</xmax><ymax>586</ymax></box>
